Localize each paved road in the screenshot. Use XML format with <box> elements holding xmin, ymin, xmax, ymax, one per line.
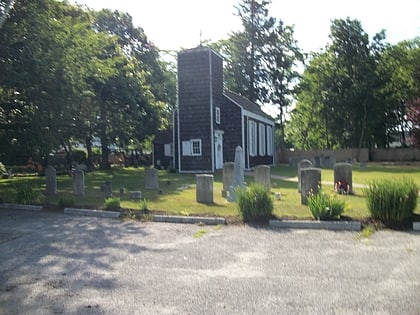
<box><xmin>0</xmin><ymin>209</ymin><xmax>419</xmax><ymax>315</ymax></box>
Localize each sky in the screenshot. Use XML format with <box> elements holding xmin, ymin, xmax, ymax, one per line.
<box><xmin>72</xmin><ymin>0</ymin><xmax>420</xmax><ymax>54</ymax></box>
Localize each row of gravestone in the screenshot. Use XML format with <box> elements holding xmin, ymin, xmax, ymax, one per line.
<box><xmin>298</xmin><ymin>159</ymin><xmax>353</xmax><ymax>205</ymax></box>
<box><xmin>44</xmin><ymin>165</ymin><xmax>160</xmax><ymax>197</ymax></box>
<box><xmin>196</xmin><ymin>164</ymin><xmax>271</xmax><ymax>204</ymax></box>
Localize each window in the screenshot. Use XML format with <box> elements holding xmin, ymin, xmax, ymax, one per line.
<box><xmin>182</xmin><ymin>139</ymin><xmax>202</xmax><ymax>156</ymax></box>
<box><xmin>249</xmin><ymin>120</ymin><xmax>257</xmax><ymax>157</ymax></box>
<box><xmin>215</xmin><ymin>107</ymin><xmax>221</xmax><ymax>124</ymax></box>
<box><xmin>267</xmin><ymin>125</ymin><xmax>273</xmax><ymax>156</ymax></box>
<box><xmin>259</xmin><ymin>123</ymin><xmax>266</xmax><ymax>156</ymax></box>
<box><xmin>164</xmin><ymin>143</ymin><xmax>173</xmax><ymax>157</ymax></box>
<box><xmin>191</xmin><ymin>139</ymin><xmax>202</xmax><ymax>156</ymax></box>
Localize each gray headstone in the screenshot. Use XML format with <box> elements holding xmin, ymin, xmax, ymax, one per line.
<box><xmin>298</xmin><ymin>159</ymin><xmax>313</xmax><ymax>192</ymax></box>
<box><xmin>72</xmin><ymin>169</ymin><xmax>85</xmax><ymax>196</ymax></box>
<box><xmin>45</xmin><ymin>165</ymin><xmax>57</xmax><ymax>195</ymax></box>
<box><xmin>228</xmin><ymin>146</ymin><xmax>245</xmax><ymax>202</ymax></box>
<box><xmin>222</xmin><ymin>162</ymin><xmax>234</xmax><ymax>198</ymax></box>
<box><xmin>196</xmin><ymin>174</ymin><xmax>213</xmax><ymax>203</ymax></box>
<box><xmin>334</xmin><ymin>163</ymin><xmax>353</xmax><ymax>194</ymax></box>
<box><xmin>300</xmin><ymin>167</ymin><xmax>321</xmax><ymax>205</ymax></box>
<box><xmin>254</xmin><ymin>165</ymin><xmax>271</xmax><ymax>191</ymax></box>
<box><xmin>145</xmin><ymin>167</ymin><xmax>159</xmax><ymax>190</ymax></box>
<box><xmin>104</xmin><ymin>180</ymin><xmax>112</xmax><ymax>198</ymax></box>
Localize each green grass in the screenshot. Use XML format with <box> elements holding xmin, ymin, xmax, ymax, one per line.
<box><xmin>0</xmin><ymin>163</ymin><xmax>419</xmax><ymax>221</ymax></box>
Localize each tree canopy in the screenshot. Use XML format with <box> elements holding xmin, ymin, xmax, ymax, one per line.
<box><xmin>0</xmin><ymin>0</ymin><xmax>175</xmax><ymax>168</ymax></box>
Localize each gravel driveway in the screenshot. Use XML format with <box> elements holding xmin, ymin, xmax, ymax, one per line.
<box><xmin>0</xmin><ymin>209</ymin><xmax>419</xmax><ymax>315</ymax></box>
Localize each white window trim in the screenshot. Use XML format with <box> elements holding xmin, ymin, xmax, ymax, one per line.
<box><xmin>267</xmin><ymin>125</ymin><xmax>273</xmax><ymax>156</ymax></box>
<box><xmin>259</xmin><ymin>123</ymin><xmax>266</xmax><ymax>156</ymax></box>
<box><xmin>249</xmin><ymin>120</ymin><xmax>257</xmax><ymax>157</ymax></box>
<box><xmin>215</xmin><ymin>106</ymin><xmax>221</xmax><ymax>124</ymax></box>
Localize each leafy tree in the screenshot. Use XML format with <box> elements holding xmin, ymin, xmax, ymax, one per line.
<box><xmin>286</xmin><ymin>18</ymin><xmax>403</xmax><ymax>155</ymax></box>
<box><xmin>0</xmin><ymin>0</ymin><xmax>15</xmax><ymax>30</ymax></box>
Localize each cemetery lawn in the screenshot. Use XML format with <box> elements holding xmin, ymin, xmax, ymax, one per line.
<box><xmin>0</xmin><ymin>163</ymin><xmax>419</xmax><ymax>222</ymax></box>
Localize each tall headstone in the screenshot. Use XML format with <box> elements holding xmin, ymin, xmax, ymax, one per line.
<box><xmin>145</xmin><ymin>167</ymin><xmax>159</xmax><ymax>190</ymax></box>
<box><xmin>104</xmin><ymin>180</ymin><xmax>112</xmax><ymax>198</ymax></box>
<box><xmin>228</xmin><ymin>146</ymin><xmax>245</xmax><ymax>202</ymax></box>
<box><xmin>196</xmin><ymin>174</ymin><xmax>213</xmax><ymax>203</ymax></box>
<box><xmin>300</xmin><ymin>167</ymin><xmax>321</xmax><ymax>205</ymax></box>
<box><xmin>254</xmin><ymin>165</ymin><xmax>271</xmax><ymax>191</ymax></box>
<box><xmin>45</xmin><ymin>165</ymin><xmax>57</xmax><ymax>195</ymax></box>
<box><xmin>298</xmin><ymin>159</ymin><xmax>313</xmax><ymax>192</ymax></box>
<box><xmin>334</xmin><ymin>163</ymin><xmax>353</xmax><ymax>194</ymax></box>
<box><xmin>72</xmin><ymin>169</ymin><xmax>85</xmax><ymax>196</ymax></box>
<box><xmin>222</xmin><ymin>162</ymin><xmax>234</xmax><ymax>198</ymax></box>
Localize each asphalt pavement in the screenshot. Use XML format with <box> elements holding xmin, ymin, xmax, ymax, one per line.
<box><xmin>0</xmin><ymin>208</ymin><xmax>419</xmax><ymax>315</ymax></box>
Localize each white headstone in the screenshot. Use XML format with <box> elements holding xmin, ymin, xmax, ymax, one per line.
<box><xmin>72</xmin><ymin>169</ymin><xmax>85</xmax><ymax>196</ymax></box>
<box><xmin>222</xmin><ymin>162</ymin><xmax>234</xmax><ymax>198</ymax></box>
<box><xmin>45</xmin><ymin>165</ymin><xmax>57</xmax><ymax>195</ymax></box>
<box><xmin>145</xmin><ymin>167</ymin><xmax>159</xmax><ymax>190</ymax></box>
<box><xmin>228</xmin><ymin>146</ymin><xmax>245</xmax><ymax>202</ymax></box>
<box><xmin>254</xmin><ymin>165</ymin><xmax>271</xmax><ymax>191</ymax></box>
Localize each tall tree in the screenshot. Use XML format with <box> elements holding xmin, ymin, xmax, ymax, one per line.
<box><xmin>286</xmin><ymin>18</ymin><xmax>401</xmax><ymax>155</ymax></box>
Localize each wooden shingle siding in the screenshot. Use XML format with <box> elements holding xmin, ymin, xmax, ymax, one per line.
<box><xmin>178</xmin><ymin>48</ymin><xmax>217</xmax><ymax>171</ymax></box>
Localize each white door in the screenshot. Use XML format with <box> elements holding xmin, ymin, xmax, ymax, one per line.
<box><xmin>214</xmin><ymin>131</ymin><xmax>224</xmax><ymax>169</ymax></box>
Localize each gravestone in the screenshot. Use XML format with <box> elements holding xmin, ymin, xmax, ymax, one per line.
<box><xmin>228</xmin><ymin>146</ymin><xmax>245</xmax><ymax>202</ymax></box>
<box><xmin>45</xmin><ymin>165</ymin><xmax>57</xmax><ymax>195</ymax></box>
<box><xmin>300</xmin><ymin>167</ymin><xmax>321</xmax><ymax>205</ymax></box>
<box><xmin>104</xmin><ymin>180</ymin><xmax>112</xmax><ymax>198</ymax></box>
<box><xmin>222</xmin><ymin>162</ymin><xmax>234</xmax><ymax>198</ymax></box>
<box><xmin>298</xmin><ymin>159</ymin><xmax>313</xmax><ymax>192</ymax></box>
<box><xmin>72</xmin><ymin>169</ymin><xmax>85</xmax><ymax>196</ymax></box>
<box><xmin>196</xmin><ymin>174</ymin><xmax>213</xmax><ymax>203</ymax></box>
<box><xmin>254</xmin><ymin>165</ymin><xmax>271</xmax><ymax>191</ymax></box>
<box><xmin>334</xmin><ymin>163</ymin><xmax>353</xmax><ymax>194</ymax></box>
<box><xmin>145</xmin><ymin>167</ymin><xmax>159</xmax><ymax>190</ymax></box>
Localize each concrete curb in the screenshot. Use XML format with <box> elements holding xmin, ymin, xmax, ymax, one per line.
<box><xmin>152</xmin><ymin>214</ymin><xmax>226</xmax><ymax>225</ymax></box>
<box><xmin>413</xmin><ymin>222</ymin><xmax>420</xmax><ymax>231</ymax></box>
<box><xmin>0</xmin><ymin>203</ymin><xmax>42</xmax><ymax>211</ymax></box>
<box><xmin>64</xmin><ymin>208</ymin><xmax>120</xmax><ymax>218</ymax></box>
<box><xmin>269</xmin><ymin>219</ymin><xmax>362</xmax><ymax>231</ymax></box>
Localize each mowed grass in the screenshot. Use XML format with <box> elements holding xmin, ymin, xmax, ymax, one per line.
<box><xmin>1</xmin><ymin>163</ymin><xmax>419</xmax><ymax>220</ymax></box>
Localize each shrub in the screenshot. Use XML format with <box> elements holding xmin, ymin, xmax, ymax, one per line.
<box><xmin>14</xmin><ymin>182</ymin><xmax>43</xmax><ymax>205</ymax></box>
<box><xmin>365</xmin><ymin>178</ymin><xmax>417</xmax><ymax>224</ymax></box>
<box><xmin>104</xmin><ymin>197</ymin><xmax>120</xmax><ymax>210</ymax></box>
<box><xmin>58</xmin><ymin>197</ymin><xmax>75</xmax><ymax>208</ymax></box>
<box><xmin>139</xmin><ymin>198</ymin><xmax>148</xmax><ymax>211</ymax></box>
<box><xmin>308</xmin><ymin>189</ymin><xmax>346</xmax><ymax>220</ymax></box>
<box><xmin>237</xmin><ymin>183</ymin><xmax>273</xmax><ymax>222</ymax></box>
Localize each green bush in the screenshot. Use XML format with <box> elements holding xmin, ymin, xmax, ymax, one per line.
<box><xmin>237</xmin><ymin>183</ymin><xmax>273</xmax><ymax>222</ymax></box>
<box><xmin>365</xmin><ymin>178</ymin><xmax>418</xmax><ymax>224</ymax></box>
<box><xmin>104</xmin><ymin>197</ymin><xmax>120</xmax><ymax>210</ymax></box>
<box><xmin>139</xmin><ymin>198</ymin><xmax>148</xmax><ymax>211</ymax></box>
<box><xmin>308</xmin><ymin>189</ymin><xmax>346</xmax><ymax>220</ymax></box>
<box><xmin>58</xmin><ymin>197</ymin><xmax>75</xmax><ymax>208</ymax></box>
<box><xmin>14</xmin><ymin>182</ymin><xmax>43</xmax><ymax>205</ymax></box>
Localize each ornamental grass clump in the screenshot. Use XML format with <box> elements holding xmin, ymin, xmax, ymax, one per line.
<box><xmin>237</xmin><ymin>183</ymin><xmax>273</xmax><ymax>222</ymax></box>
<box><xmin>104</xmin><ymin>197</ymin><xmax>121</xmax><ymax>210</ymax></box>
<box><xmin>365</xmin><ymin>178</ymin><xmax>417</xmax><ymax>224</ymax></box>
<box><xmin>307</xmin><ymin>189</ymin><xmax>346</xmax><ymax>220</ymax></box>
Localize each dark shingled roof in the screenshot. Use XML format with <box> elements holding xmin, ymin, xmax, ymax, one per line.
<box><xmin>224</xmin><ymin>90</ymin><xmax>273</xmax><ymax>120</ymax></box>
